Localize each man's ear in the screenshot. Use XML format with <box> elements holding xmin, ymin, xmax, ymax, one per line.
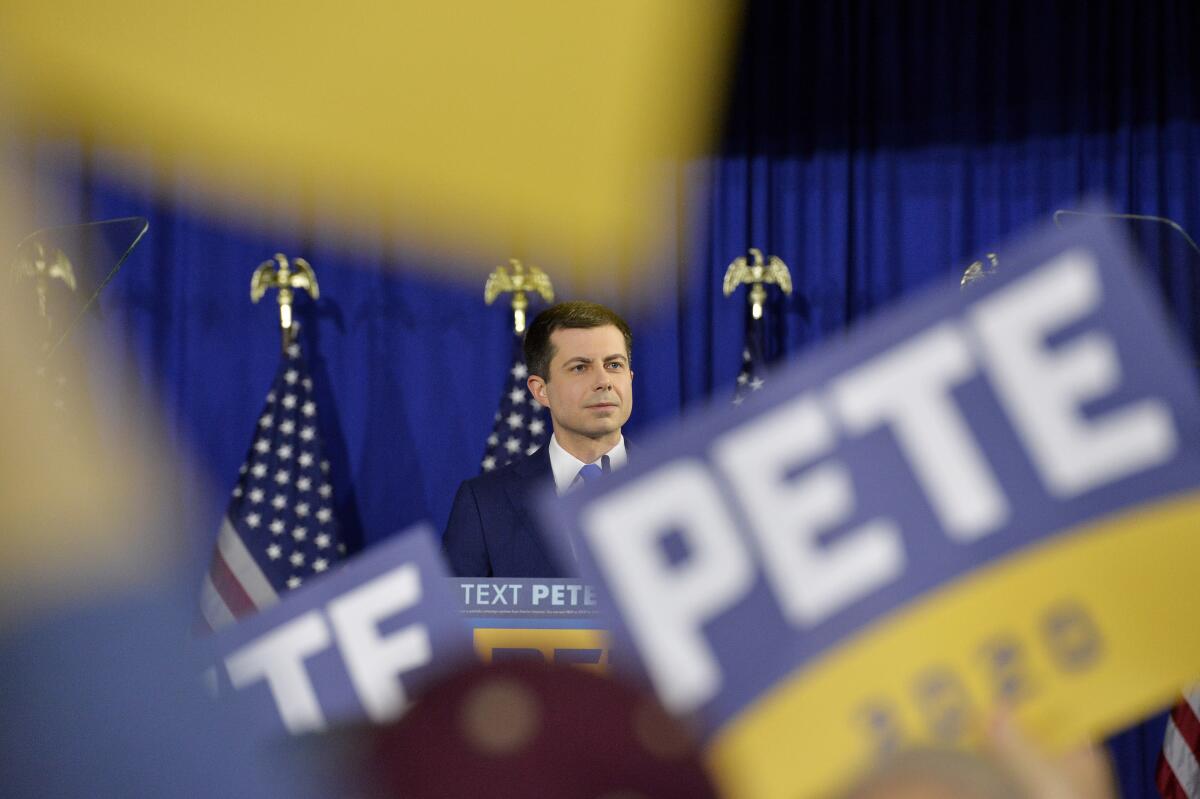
<box><xmin>527</xmin><ymin>375</ymin><xmax>550</xmax><ymax>408</ymax></box>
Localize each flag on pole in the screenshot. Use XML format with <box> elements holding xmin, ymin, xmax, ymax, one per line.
<box><xmin>1158</xmin><ymin>687</ymin><xmax>1200</xmax><ymax>798</ymax></box>
<box><xmin>732</xmin><ymin>317</ymin><xmax>768</xmax><ymax>406</ymax></box>
<box><xmin>480</xmin><ymin>332</ymin><xmax>550</xmax><ymax>472</ymax></box>
<box><xmin>200</xmin><ymin>340</ymin><xmax>346</xmax><ymax>632</ymax></box>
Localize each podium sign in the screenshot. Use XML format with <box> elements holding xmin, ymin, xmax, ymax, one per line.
<box><xmin>546</xmin><ymin>217</ymin><xmax>1200</xmax><ymax>798</ymax></box>
<box><xmin>454</xmin><ymin>578</ymin><xmax>610</xmax><ymax>673</ymax></box>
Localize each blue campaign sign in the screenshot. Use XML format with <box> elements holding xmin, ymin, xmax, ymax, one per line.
<box><xmin>203</xmin><ymin>524</ymin><xmax>473</xmax><ymax>738</ymax></box>
<box><xmin>543</xmin><ymin>217</ymin><xmax>1200</xmax><ymax>798</ymax></box>
<box><xmin>451</xmin><ymin>578</ymin><xmax>611</xmax><ymax>673</ymax></box>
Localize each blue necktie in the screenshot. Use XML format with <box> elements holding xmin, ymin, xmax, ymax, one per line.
<box><xmin>576</xmin><ymin>462</ymin><xmax>604</xmax><ymax>484</ymax></box>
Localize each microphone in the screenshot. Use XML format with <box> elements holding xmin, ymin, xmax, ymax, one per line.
<box><xmin>1052</xmin><ymin>209</ymin><xmax>1200</xmax><ymax>259</ymax></box>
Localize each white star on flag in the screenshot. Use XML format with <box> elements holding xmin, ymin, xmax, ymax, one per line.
<box><xmin>479</xmin><ymin>333</ymin><xmax>549</xmax><ymax>472</ymax></box>
<box><xmin>733</xmin><ymin>317</ymin><xmax>769</xmax><ymax>406</ymax></box>
<box><xmin>200</xmin><ymin>340</ymin><xmax>349</xmax><ymax>633</ymax></box>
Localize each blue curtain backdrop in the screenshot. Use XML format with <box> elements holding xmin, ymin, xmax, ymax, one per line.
<box><xmin>13</xmin><ymin>1</ymin><xmax>1198</xmax><ymax>795</ymax></box>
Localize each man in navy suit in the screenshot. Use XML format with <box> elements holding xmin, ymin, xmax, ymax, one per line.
<box><xmin>442</xmin><ymin>301</ymin><xmax>633</xmax><ymax>577</ymax></box>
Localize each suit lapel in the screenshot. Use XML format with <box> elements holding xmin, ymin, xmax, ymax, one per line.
<box><xmin>503</xmin><ymin>446</ymin><xmax>557</xmax><ymax>572</ymax></box>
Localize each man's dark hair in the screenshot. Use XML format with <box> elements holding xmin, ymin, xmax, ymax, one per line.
<box><xmin>523</xmin><ymin>301</ymin><xmax>633</xmax><ymax>380</ymax></box>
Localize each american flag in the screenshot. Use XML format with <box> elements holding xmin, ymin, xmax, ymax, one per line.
<box><xmin>1158</xmin><ymin>687</ymin><xmax>1200</xmax><ymax>798</ymax></box>
<box><xmin>480</xmin><ymin>332</ymin><xmax>549</xmax><ymax>472</ymax></box>
<box><xmin>200</xmin><ymin>340</ymin><xmax>346</xmax><ymax>631</ymax></box>
<box><xmin>733</xmin><ymin>316</ymin><xmax>768</xmax><ymax>405</ymax></box>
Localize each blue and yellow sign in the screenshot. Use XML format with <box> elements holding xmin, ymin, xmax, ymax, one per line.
<box><xmin>453</xmin><ymin>578</ymin><xmax>611</xmax><ymax>675</ymax></box>
<box><xmin>545</xmin><ymin>217</ymin><xmax>1200</xmax><ymax>798</ymax></box>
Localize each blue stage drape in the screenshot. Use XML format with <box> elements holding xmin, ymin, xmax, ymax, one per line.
<box><xmin>13</xmin><ymin>2</ymin><xmax>1197</xmax><ymax>795</ymax></box>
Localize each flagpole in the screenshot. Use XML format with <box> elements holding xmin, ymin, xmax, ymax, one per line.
<box><xmin>479</xmin><ymin>259</ymin><xmax>555</xmax><ymax>471</ymax></box>
<box><xmin>725</xmin><ymin>248</ymin><xmax>792</xmax><ymax>404</ymax></box>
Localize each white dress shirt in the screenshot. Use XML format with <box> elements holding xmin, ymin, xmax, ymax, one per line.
<box><xmin>547</xmin><ymin>434</ymin><xmax>628</xmax><ymax>495</ymax></box>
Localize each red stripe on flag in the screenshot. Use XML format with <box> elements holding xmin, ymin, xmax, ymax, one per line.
<box><xmin>1174</xmin><ymin>699</ymin><xmax>1200</xmax><ymax>764</ymax></box>
<box><xmin>1159</xmin><ymin>754</ymin><xmax>1188</xmax><ymax>799</ymax></box>
<box><xmin>209</xmin><ymin>549</ymin><xmax>258</xmax><ymax>619</ymax></box>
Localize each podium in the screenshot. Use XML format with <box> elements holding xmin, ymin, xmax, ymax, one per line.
<box><xmin>452</xmin><ymin>578</ymin><xmax>612</xmax><ymax>673</ymax></box>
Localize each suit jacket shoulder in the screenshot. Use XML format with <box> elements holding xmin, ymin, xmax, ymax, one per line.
<box><xmin>441</xmin><ymin>446</ymin><xmax>564</xmax><ymax>578</ymax></box>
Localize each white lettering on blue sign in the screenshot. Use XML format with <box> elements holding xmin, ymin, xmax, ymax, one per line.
<box><xmin>225</xmin><ymin>612</ymin><xmax>330</xmax><ymax>733</ymax></box>
<box><xmin>576</xmin><ymin>250</ymin><xmax>1178</xmax><ymax>714</ymax></box>
<box><xmin>970</xmin><ymin>250</ymin><xmax>1176</xmax><ymax>497</ymax></box>
<box><xmin>222</xmin><ymin>563</ymin><xmax>433</xmax><ymax>731</ymax></box>
<box><xmin>583</xmin><ymin>460</ymin><xmax>754</xmax><ymax>711</ymax></box>
<box><xmin>328</xmin><ymin>564</ymin><xmax>431</xmax><ymax>722</ymax></box>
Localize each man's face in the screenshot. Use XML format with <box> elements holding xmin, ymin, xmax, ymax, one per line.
<box><xmin>528</xmin><ymin>325</ymin><xmax>632</xmax><ymax>445</ymax></box>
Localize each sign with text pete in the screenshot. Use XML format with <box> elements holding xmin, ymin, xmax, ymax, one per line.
<box><xmin>454</xmin><ymin>578</ymin><xmax>610</xmax><ymax>673</ymax></box>
<box><xmin>204</xmin><ymin>525</ymin><xmax>473</xmax><ymax>739</ymax></box>
<box><xmin>544</xmin><ymin>218</ymin><xmax>1200</xmax><ymax>799</ymax></box>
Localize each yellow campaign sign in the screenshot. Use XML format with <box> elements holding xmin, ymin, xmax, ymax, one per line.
<box><xmin>709</xmin><ymin>492</ymin><xmax>1200</xmax><ymax>799</ymax></box>
<box><xmin>0</xmin><ymin>2</ymin><xmax>738</xmax><ymax>284</ymax></box>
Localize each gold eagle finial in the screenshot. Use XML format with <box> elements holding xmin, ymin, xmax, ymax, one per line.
<box><xmin>250</xmin><ymin>253</ymin><xmax>319</xmax><ymax>349</ymax></box>
<box><xmin>722</xmin><ymin>247</ymin><xmax>792</xmax><ymax>320</ymax></box>
<box><xmin>960</xmin><ymin>252</ymin><xmax>999</xmax><ymax>288</ymax></box>
<box><xmin>484</xmin><ymin>258</ymin><xmax>554</xmax><ymax>333</ymax></box>
<box><xmin>12</xmin><ymin>240</ymin><xmax>78</xmax><ymax>333</ymax></box>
